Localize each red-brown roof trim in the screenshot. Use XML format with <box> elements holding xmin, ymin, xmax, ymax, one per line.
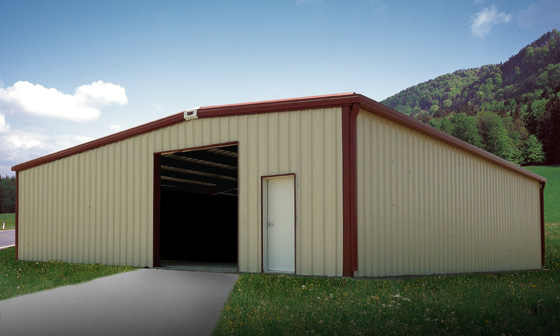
<box><xmin>11</xmin><ymin>92</ymin><xmax>547</xmax><ymax>183</ymax></box>
<box><xmin>11</xmin><ymin>93</ymin><xmax>359</xmax><ymax>172</ymax></box>
<box><xmin>198</xmin><ymin>92</ymin><xmax>359</xmax><ymax>117</ymax></box>
<box><xmin>11</xmin><ymin>112</ymin><xmax>185</xmax><ymax>172</ymax></box>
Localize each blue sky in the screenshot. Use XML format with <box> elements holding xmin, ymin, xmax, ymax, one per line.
<box><xmin>0</xmin><ymin>0</ymin><xmax>558</xmax><ymax>176</ymax></box>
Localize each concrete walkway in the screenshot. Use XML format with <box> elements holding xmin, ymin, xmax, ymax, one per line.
<box><xmin>0</xmin><ymin>229</ymin><xmax>15</xmax><ymax>249</ymax></box>
<box><xmin>0</xmin><ymin>269</ymin><xmax>238</xmax><ymax>336</ymax></box>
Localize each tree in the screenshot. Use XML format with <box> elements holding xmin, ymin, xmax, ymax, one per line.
<box><xmin>522</xmin><ymin>135</ymin><xmax>545</xmax><ymax>165</ymax></box>
<box><xmin>492</xmin><ymin>72</ymin><xmax>503</xmax><ymax>87</ymax></box>
<box><xmin>429</xmin><ymin>117</ymin><xmax>454</xmax><ymax>135</ymax></box>
<box><xmin>477</xmin><ymin>111</ymin><xmax>522</xmax><ymax>164</ymax></box>
<box><xmin>524</xmin><ymin>103</ymin><xmax>540</xmax><ymax>135</ymax></box>
<box><xmin>429</xmin><ymin>104</ymin><xmax>440</xmax><ymax>115</ymax></box>
<box><xmin>0</xmin><ymin>176</ymin><xmax>16</xmax><ymax>213</ymax></box>
<box><xmin>514</xmin><ymin>66</ymin><xmax>521</xmax><ymax>80</ymax></box>
<box><xmin>477</xmin><ymin>111</ymin><xmax>503</xmax><ymax>150</ymax></box>
<box><xmin>451</xmin><ymin>113</ymin><xmax>483</xmax><ymax>147</ymax></box>
<box><xmin>525</xmin><ymin>46</ymin><xmax>534</xmax><ymax>60</ymax></box>
<box><xmin>542</xmin><ymin>95</ymin><xmax>560</xmax><ymax>164</ymax></box>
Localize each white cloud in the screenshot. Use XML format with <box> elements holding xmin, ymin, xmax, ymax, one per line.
<box><xmin>0</xmin><ymin>129</ymin><xmax>93</xmax><ymax>174</ymax></box>
<box><xmin>0</xmin><ymin>113</ymin><xmax>9</xmax><ymax>134</ymax></box>
<box><xmin>108</xmin><ymin>124</ymin><xmax>122</xmax><ymax>132</ymax></box>
<box><xmin>75</xmin><ymin>81</ymin><xmax>128</xmax><ymax>106</ymax></box>
<box><xmin>470</xmin><ymin>5</ymin><xmax>512</xmax><ymax>38</ymax></box>
<box><xmin>0</xmin><ymin>80</ymin><xmax>128</xmax><ymax>122</ymax></box>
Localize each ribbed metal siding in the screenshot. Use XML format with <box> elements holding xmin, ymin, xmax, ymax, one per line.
<box><xmin>17</xmin><ymin>108</ymin><xmax>343</xmax><ymax>276</ymax></box>
<box><xmin>356</xmin><ymin>110</ymin><xmax>541</xmax><ymax>277</ymax></box>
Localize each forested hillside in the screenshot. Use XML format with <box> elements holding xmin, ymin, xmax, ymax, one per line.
<box><xmin>0</xmin><ymin>176</ymin><xmax>16</xmax><ymax>213</ymax></box>
<box><xmin>382</xmin><ymin>29</ymin><xmax>560</xmax><ymax>165</ymax></box>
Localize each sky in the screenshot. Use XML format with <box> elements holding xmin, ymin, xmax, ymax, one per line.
<box><xmin>0</xmin><ymin>0</ymin><xmax>558</xmax><ymax>176</ymax></box>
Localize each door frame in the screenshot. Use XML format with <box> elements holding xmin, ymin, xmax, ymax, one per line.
<box><xmin>153</xmin><ymin>141</ymin><xmax>239</xmax><ymax>268</ymax></box>
<box><xmin>260</xmin><ymin>173</ymin><xmax>297</xmax><ymax>273</ymax></box>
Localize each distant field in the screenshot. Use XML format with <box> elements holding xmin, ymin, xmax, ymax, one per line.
<box><xmin>0</xmin><ymin>213</ymin><xmax>15</xmax><ymax>230</ymax></box>
<box><xmin>526</xmin><ymin>165</ymin><xmax>560</xmax><ymax>223</ymax></box>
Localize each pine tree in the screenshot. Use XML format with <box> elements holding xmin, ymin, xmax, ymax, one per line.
<box><xmin>542</xmin><ymin>95</ymin><xmax>560</xmax><ymax>164</ymax></box>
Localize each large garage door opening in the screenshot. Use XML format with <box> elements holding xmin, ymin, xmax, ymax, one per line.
<box><xmin>156</xmin><ymin>144</ymin><xmax>238</xmax><ymax>272</ymax></box>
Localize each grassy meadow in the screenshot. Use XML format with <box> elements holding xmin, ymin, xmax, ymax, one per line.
<box><xmin>526</xmin><ymin>165</ymin><xmax>560</xmax><ymax>223</ymax></box>
<box><xmin>0</xmin><ymin>213</ymin><xmax>15</xmax><ymax>230</ymax></box>
<box><xmin>214</xmin><ymin>165</ymin><xmax>560</xmax><ymax>336</ymax></box>
<box><xmin>0</xmin><ymin>246</ymin><xmax>134</xmax><ymax>300</ymax></box>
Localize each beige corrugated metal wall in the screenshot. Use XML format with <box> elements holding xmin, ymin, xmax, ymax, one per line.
<box><xmin>18</xmin><ymin>108</ymin><xmax>344</xmax><ymax>276</ymax></box>
<box><xmin>356</xmin><ymin>110</ymin><xmax>541</xmax><ymax>277</ymax></box>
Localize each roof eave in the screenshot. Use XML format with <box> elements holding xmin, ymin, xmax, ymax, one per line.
<box><xmin>11</xmin><ymin>112</ymin><xmax>185</xmax><ymax>172</ymax></box>
<box><xmin>10</xmin><ymin>92</ymin><xmax>548</xmax><ymax>184</ymax></box>
<box><xmin>11</xmin><ymin>93</ymin><xmax>360</xmax><ymax>172</ymax></box>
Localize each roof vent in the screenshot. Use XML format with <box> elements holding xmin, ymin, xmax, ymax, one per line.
<box><xmin>184</xmin><ymin>107</ymin><xmax>199</xmax><ymax>121</ymax></box>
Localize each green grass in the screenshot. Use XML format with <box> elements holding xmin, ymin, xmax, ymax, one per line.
<box><xmin>0</xmin><ymin>247</ymin><xmax>135</xmax><ymax>300</ymax></box>
<box><xmin>0</xmin><ymin>213</ymin><xmax>15</xmax><ymax>230</ymax></box>
<box><xmin>214</xmin><ymin>227</ymin><xmax>560</xmax><ymax>336</ymax></box>
<box><xmin>526</xmin><ymin>165</ymin><xmax>560</xmax><ymax>223</ymax></box>
<box><xmin>214</xmin><ymin>166</ymin><xmax>560</xmax><ymax>335</ymax></box>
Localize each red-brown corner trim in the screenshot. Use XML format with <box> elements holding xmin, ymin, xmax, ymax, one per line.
<box><xmin>540</xmin><ymin>182</ymin><xmax>546</xmax><ymax>267</ymax></box>
<box><xmin>350</xmin><ymin>104</ymin><xmax>359</xmax><ymax>272</ymax></box>
<box><xmin>342</xmin><ymin>104</ymin><xmax>359</xmax><ymax>277</ymax></box>
<box><xmin>153</xmin><ymin>154</ymin><xmax>161</xmax><ymax>268</ymax></box>
<box><xmin>15</xmin><ymin>171</ymin><xmax>19</xmax><ymax>260</ymax></box>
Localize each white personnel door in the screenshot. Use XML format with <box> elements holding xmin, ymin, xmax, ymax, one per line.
<box><xmin>264</xmin><ymin>175</ymin><xmax>295</xmax><ymax>273</ymax></box>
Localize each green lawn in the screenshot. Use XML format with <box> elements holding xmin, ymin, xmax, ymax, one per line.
<box><xmin>526</xmin><ymin>165</ymin><xmax>560</xmax><ymax>223</ymax></box>
<box><xmin>0</xmin><ymin>247</ymin><xmax>134</xmax><ymax>300</ymax></box>
<box><xmin>0</xmin><ymin>213</ymin><xmax>15</xmax><ymax>230</ymax></box>
<box><xmin>214</xmin><ymin>166</ymin><xmax>560</xmax><ymax>336</ymax></box>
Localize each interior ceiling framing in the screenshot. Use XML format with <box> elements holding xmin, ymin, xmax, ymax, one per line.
<box><xmin>160</xmin><ymin>145</ymin><xmax>238</xmax><ymax>197</ymax></box>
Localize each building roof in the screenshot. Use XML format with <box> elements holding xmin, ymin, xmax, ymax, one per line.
<box><xmin>11</xmin><ymin>92</ymin><xmax>547</xmax><ymax>183</ymax></box>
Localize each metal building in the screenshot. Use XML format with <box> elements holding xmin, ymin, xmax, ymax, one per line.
<box><xmin>11</xmin><ymin>93</ymin><xmax>547</xmax><ymax>277</ymax></box>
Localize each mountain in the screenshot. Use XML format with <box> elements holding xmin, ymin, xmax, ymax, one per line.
<box><xmin>381</xmin><ymin>29</ymin><xmax>560</xmax><ymax>166</ymax></box>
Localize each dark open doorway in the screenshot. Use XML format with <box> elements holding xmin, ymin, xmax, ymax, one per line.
<box><xmin>153</xmin><ymin>143</ymin><xmax>238</xmax><ymax>272</ymax></box>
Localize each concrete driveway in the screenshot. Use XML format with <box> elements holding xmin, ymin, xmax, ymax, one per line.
<box><xmin>0</xmin><ymin>229</ymin><xmax>15</xmax><ymax>249</ymax></box>
<box><xmin>0</xmin><ymin>269</ymin><xmax>238</xmax><ymax>336</ymax></box>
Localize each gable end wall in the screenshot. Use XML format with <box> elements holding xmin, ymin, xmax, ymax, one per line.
<box><xmin>356</xmin><ymin>109</ymin><xmax>541</xmax><ymax>277</ymax></box>
<box><xmin>17</xmin><ymin>108</ymin><xmax>344</xmax><ymax>276</ymax></box>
